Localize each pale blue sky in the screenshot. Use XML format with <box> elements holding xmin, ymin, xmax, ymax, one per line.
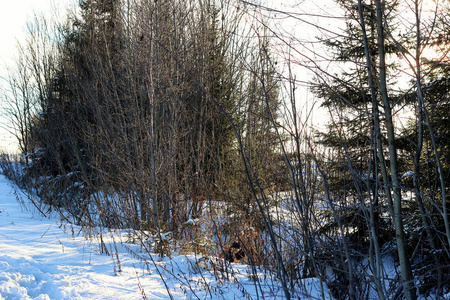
<box><xmin>0</xmin><ymin>0</ymin><xmax>74</xmax><ymax>152</ymax></box>
<box><xmin>0</xmin><ymin>0</ymin><xmax>75</xmax><ymax>73</ymax></box>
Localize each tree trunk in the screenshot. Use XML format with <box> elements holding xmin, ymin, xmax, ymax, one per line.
<box><xmin>375</xmin><ymin>1</ymin><xmax>416</xmax><ymax>299</ymax></box>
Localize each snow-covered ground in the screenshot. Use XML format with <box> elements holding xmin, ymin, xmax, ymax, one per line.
<box><xmin>0</xmin><ymin>175</ymin><xmax>327</xmax><ymax>300</ymax></box>
<box><xmin>0</xmin><ymin>174</ymin><xmax>166</xmax><ymax>299</ymax></box>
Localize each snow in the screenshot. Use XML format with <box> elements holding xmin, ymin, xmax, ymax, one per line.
<box><xmin>401</xmin><ymin>171</ymin><xmax>414</xmax><ymax>178</ymax></box>
<box><xmin>0</xmin><ymin>175</ymin><xmax>171</xmax><ymax>299</ymax></box>
<box><xmin>184</xmin><ymin>218</ymin><xmax>199</xmax><ymax>226</ymax></box>
<box><xmin>0</xmin><ymin>174</ymin><xmax>329</xmax><ymax>299</ymax></box>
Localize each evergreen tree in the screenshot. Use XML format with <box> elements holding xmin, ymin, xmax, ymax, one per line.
<box><xmin>312</xmin><ymin>1</ymin><xmax>416</xmax><ymax>298</ymax></box>
<box><xmin>314</xmin><ymin>0</ymin><xmax>397</xmax><ymax>250</ymax></box>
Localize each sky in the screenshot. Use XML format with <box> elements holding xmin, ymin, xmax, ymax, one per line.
<box><xmin>0</xmin><ymin>0</ymin><xmax>74</xmax><ymax>153</ymax></box>
<box><xmin>0</xmin><ymin>0</ymin><xmax>76</xmax><ymax>69</ymax></box>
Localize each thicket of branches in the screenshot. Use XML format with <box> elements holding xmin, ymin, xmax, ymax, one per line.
<box><xmin>1</xmin><ymin>0</ymin><xmax>450</xmax><ymax>299</ymax></box>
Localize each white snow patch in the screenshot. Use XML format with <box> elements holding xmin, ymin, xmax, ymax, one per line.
<box><xmin>0</xmin><ymin>175</ymin><xmax>329</xmax><ymax>299</ymax></box>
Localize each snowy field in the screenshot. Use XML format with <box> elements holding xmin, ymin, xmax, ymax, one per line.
<box><xmin>0</xmin><ymin>175</ymin><xmax>327</xmax><ymax>300</ymax></box>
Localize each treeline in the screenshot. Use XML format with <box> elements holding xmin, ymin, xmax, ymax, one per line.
<box><xmin>5</xmin><ymin>0</ymin><xmax>280</xmax><ymax>230</ymax></box>
<box><xmin>1</xmin><ymin>0</ymin><xmax>450</xmax><ymax>299</ymax></box>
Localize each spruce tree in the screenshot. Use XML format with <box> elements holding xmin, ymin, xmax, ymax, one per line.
<box><xmin>313</xmin><ymin>0</ymin><xmax>416</xmax><ymax>298</ymax></box>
